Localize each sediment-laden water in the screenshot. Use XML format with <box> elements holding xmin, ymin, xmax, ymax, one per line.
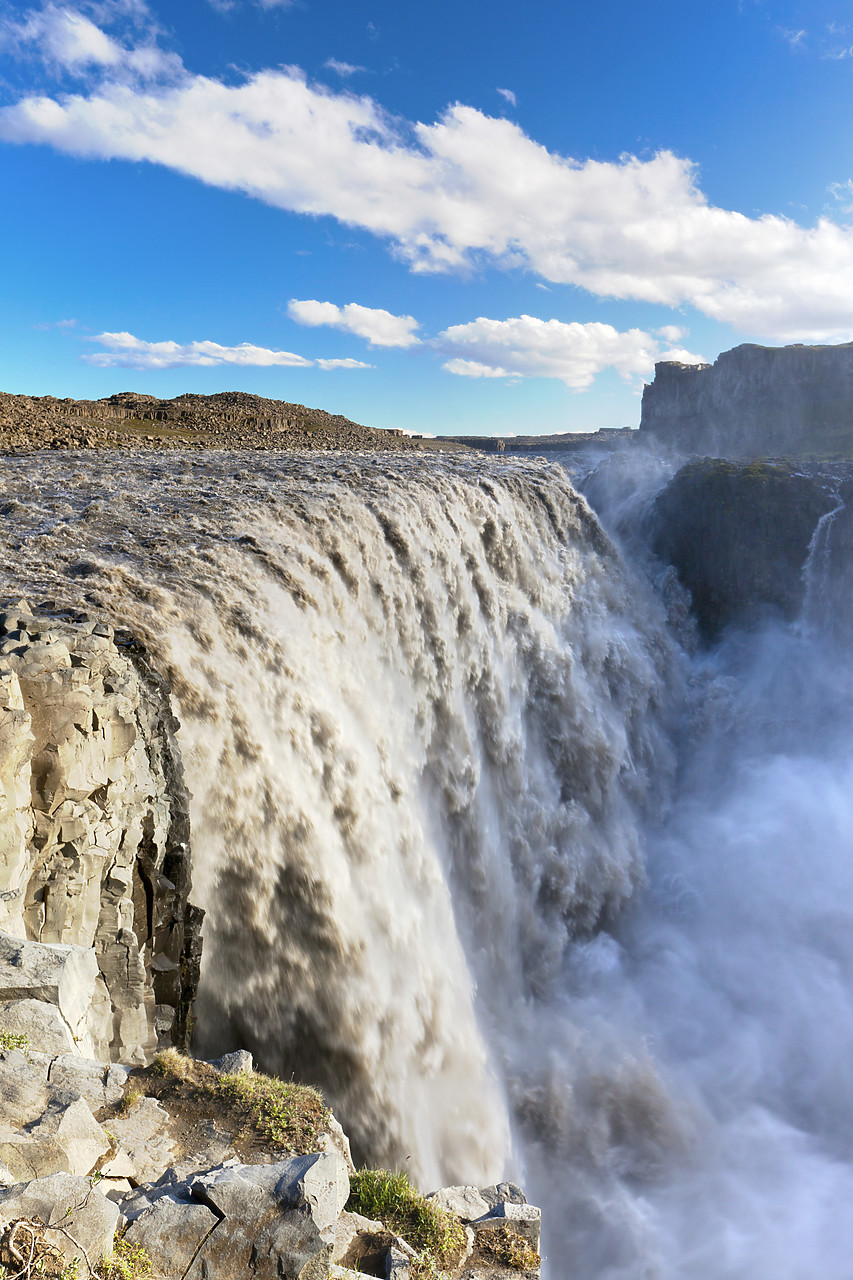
<box><xmin>1</xmin><ymin>448</ymin><xmax>851</xmax><ymax>1279</ymax></box>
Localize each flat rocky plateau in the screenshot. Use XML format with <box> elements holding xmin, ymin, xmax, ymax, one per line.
<box><xmin>0</xmin><ymin>390</ymin><xmax>470</xmax><ymax>453</ymax></box>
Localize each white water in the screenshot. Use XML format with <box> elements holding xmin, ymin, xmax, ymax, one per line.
<box><xmin>1</xmin><ymin>449</ymin><xmax>852</xmax><ymax>1278</ymax></box>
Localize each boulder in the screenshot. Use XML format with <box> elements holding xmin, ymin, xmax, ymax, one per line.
<box><xmin>123</xmin><ymin>1195</ymin><xmax>219</xmax><ymax>1280</ymax></box>
<box><xmin>479</xmin><ymin>1183</ymin><xmax>527</xmax><ymax>1210</ymax></box>
<box><xmin>0</xmin><ymin>932</ymin><xmax>104</xmax><ymax>1055</ymax></box>
<box><xmin>210</xmin><ymin>1048</ymin><xmax>253</xmax><ymax>1075</ymax></box>
<box><xmin>427</xmin><ymin>1185</ymin><xmax>491</xmax><ymax>1221</ymax></box>
<box><xmin>125</xmin><ymin>1153</ymin><xmax>350</xmax><ymax>1280</ymax></box>
<box><xmin>0</xmin><ymin>1095</ymin><xmax>110</xmax><ymax>1181</ymax></box>
<box><xmin>0</xmin><ymin>1172</ymin><xmax>119</xmax><ymax>1276</ymax></box>
<box><xmin>0</xmin><ymin>998</ymin><xmax>76</xmax><ymax>1055</ymax></box>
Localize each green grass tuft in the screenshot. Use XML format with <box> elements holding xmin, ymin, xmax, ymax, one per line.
<box><xmin>347</xmin><ymin>1168</ymin><xmax>466</xmax><ymax>1279</ymax></box>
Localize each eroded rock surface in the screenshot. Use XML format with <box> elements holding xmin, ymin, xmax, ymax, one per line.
<box><xmin>0</xmin><ymin>600</ymin><xmax>200</xmax><ymax>1062</ymax></box>
<box><xmin>640</xmin><ymin>341</ymin><xmax>853</xmax><ymax>458</ymax></box>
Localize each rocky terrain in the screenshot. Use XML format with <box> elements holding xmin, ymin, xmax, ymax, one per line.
<box><xmin>639</xmin><ymin>342</ymin><xmax>853</xmax><ymax>458</ymax></box>
<box><xmin>0</xmin><ymin>602</ymin><xmax>541</xmax><ymax>1280</ymax></box>
<box><xmin>0</xmin><ymin>391</ymin><xmax>466</xmax><ymax>453</ymax></box>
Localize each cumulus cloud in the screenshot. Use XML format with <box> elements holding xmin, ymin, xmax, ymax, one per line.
<box><xmin>496</xmin><ymin>87</ymin><xmax>516</xmax><ymax>106</ymax></box>
<box><xmin>437</xmin><ymin>315</ymin><xmax>705</xmax><ymax>389</ymax></box>
<box><xmin>85</xmin><ymin>330</ymin><xmax>370</xmax><ymax>370</ymax></box>
<box><xmin>4</xmin><ymin>9</ymin><xmax>853</xmax><ymax>340</ymax></box>
<box><xmin>288</xmin><ymin>299</ymin><xmax>420</xmax><ymax>347</ymax></box>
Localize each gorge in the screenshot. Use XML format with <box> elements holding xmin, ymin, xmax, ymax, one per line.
<box><xmin>0</xmin><ymin>432</ymin><xmax>852</xmax><ymax>1278</ymax></box>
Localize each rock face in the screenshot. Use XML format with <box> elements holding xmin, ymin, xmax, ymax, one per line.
<box><xmin>648</xmin><ymin>460</ymin><xmax>837</xmax><ymax>639</ymax></box>
<box><xmin>0</xmin><ymin>601</ymin><xmax>200</xmax><ymax>1062</ymax></box>
<box><xmin>640</xmin><ymin>343</ymin><xmax>853</xmax><ymax>457</ymax></box>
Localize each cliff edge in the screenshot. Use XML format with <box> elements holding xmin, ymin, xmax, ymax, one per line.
<box><xmin>639</xmin><ymin>342</ymin><xmax>853</xmax><ymax>458</ymax></box>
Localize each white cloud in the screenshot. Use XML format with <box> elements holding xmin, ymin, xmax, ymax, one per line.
<box><xmin>84</xmin><ymin>330</ymin><xmax>370</xmax><ymax>370</ymax></box>
<box><xmin>315</xmin><ymin>357</ymin><xmax>373</xmax><ymax>369</ymax></box>
<box><xmin>1</xmin><ymin>3</ymin><xmax>180</xmax><ymax>80</ymax></box>
<box><xmin>324</xmin><ymin>58</ymin><xmax>366</xmax><ymax>77</ymax></box>
<box><xmin>288</xmin><ymin>299</ymin><xmax>420</xmax><ymax>347</ymax></box>
<box><xmin>5</xmin><ymin>13</ymin><xmax>853</xmax><ymax>341</ymax></box>
<box><xmin>437</xmin><ymin>315</ymin><xmax>706</xmax><ymax>389</ymax></box>
<box><xmin>496</xmin><ymin>87</ymin><xmax>516</xmax><ymax>107</ymax></box>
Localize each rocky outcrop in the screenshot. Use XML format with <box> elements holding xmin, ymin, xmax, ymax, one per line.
<box><xmin>646</xmin><ymin>459</ymin><xmax>839</xmax><ymax>640</ymax></box>
<box><xmin>0</xmin><ymin>1030</ymin><xmax>542</xmax><ymax>1280</ymax></box>
<box><xmin>0</xmin><ymin>391</ymin><xmax>446</xmax><ymax>453</ymax></box>
<box><xmin>0</xmin><ymin>601</ymin><xmax>200</xmax><ymax>1062</ymax></box>
<box><xmin>640</xmin><ymin>342</ymin><xmax>853</xmax><ymax>458</ymax></box>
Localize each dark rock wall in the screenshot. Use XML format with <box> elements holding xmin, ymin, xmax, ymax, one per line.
<box><xmin>640</xmin><ymin>343</ymin><xmax>853</xmax><ymax>458</ymax></box>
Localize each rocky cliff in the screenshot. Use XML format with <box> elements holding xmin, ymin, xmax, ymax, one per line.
<box><xmin>639</xmin><ymin>342</ymin><xmax>853</xmax><ymax>458</ymax></box>
<box><xmin>645</xmin><ymin>460</ymin><xmax>843</xmax><ymax>640</ymax></box>
<box><xmin>0</xmin><ymin>600</ymin><xmax>200</xmax><ymax>1063</ymax></box>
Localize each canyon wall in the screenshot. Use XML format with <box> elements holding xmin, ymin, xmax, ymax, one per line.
<box><xmin>0</xmin><ymin>601</ymin><xmax>200</xmax><ymax>1063</ymax></box>
<box><xmin>640</xmin><ymin>342</ymin><xmax>853</xmax><ymax>457</ymax></box>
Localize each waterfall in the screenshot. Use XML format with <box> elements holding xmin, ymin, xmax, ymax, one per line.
<box><xmin>0</xmin><ymin>451</ymin><xmax>676</xmax><ymax>1196</ymax></box>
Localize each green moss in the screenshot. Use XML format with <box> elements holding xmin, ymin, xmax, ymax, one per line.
<box><xmin>347</xmin><ymin>1168</ymin><xmax>466</xmax><ymax>1279</ymax></box>
<box><xmin>0</xmin><ymin>1031</ymin><xmax>29</xmax><ymax>1053</ymax></box>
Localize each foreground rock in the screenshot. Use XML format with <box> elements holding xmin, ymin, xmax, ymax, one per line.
<box><xmin>0</xmin><ymin>1035</ymin><xmax>542</xmax><ymax>1280</ymax></box>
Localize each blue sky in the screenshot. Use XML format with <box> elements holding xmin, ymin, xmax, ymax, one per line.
<box><xmin>1</xmin><ymin>0</ymin><xmax>852</xmax><ymax>435</ymax></box>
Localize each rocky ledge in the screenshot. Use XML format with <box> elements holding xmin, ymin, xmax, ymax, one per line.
<box><xmin>0</xmin><ymin>1030</ymin><xmax>541</xmax><ymax>1279</ymax></box>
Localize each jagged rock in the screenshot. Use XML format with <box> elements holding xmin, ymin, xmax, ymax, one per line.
<box><xmin>104</xmin><ymin>1098</ymin><xmax>177</xmax><ymax>1183</ymax></box>
<box><xmin>123</xmin><ymin>1194</ymin><xmax>219</xmax><ymax>1279</ymax></box>
<box><xmin>45</xmin><ymin>1055</ymin><xmax>129</xmax><ymax>1111</ymax></box>
<box><xmin>318</xmin><ymin>1112</ymin><xmax>356</xmax><ymax>1175</ymax></box>
<box><xmin>328</xmin><ymin>1210</ymin><xmax>384</xmax><ymax>1263</ymax></box>
<box><xmin>124</xmin><ymin>1153</ymin><xmax>349</xmax><ymax>1279</ymax></box>
<box><xmin>0</xmin><ymin>1172</ymin><xmax>120</xmax><ymax>1275</ymax></box>
<box><xmin>427</xmin><ymin>1185</ymin><xmax>492</xmax><ymax>1221</ymax></box>
<box><xmin>0</xmin><ymin>606</ymin><xmax>201</xmax><ymax>1065</ymax></box>
<box><xmin>0</xmin><ymin>932</ymin><xmax>107</xmax><ymax>1056</ymax></box>
<box><xmin>210</xmin><ymin>1048</ymin><xmax>253</xmax><ymax>1075</ymax></box>
<box><xmin>188</xmin><ymin>1152</ymin><xmax>350</xmax><ymax>1235</ymax></box>
<box><xmin>0</xmin><ymin>1095</ymin><xmax>110</xmax><ymax>1181</ymax></box>
<box><xmin>386</xmin><ymin>1244</ymin><xmax>411</xmax><ymax>1280</ymax></box>
<box><xmin>475</xmin><ymin>1203</ymin><xmax>541</xmax><ymax>1252</ymax></box>
<box><xmin>0</xmin><ymin>1050</ymin><xmax>50</xmax><ymax>1127</ymax></box>
<box><xmin>0</xmin><ymin>998</ymin><xmax>78</xmax><ymax>1054</ymax></box>
<box><xmin>479</xmin><ymin>1183</ymin><xmax>527</xmax><ymax>1210</ymax></box>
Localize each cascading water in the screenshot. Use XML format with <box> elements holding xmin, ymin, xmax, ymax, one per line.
<box><xmin>3</xmin><ymin>445</ymin><xmax>853</xmax><ymax>1279</ymax></box>
<box><xmin>0</xmin><ymin>451</ymin><xmax>675</xmax><ymax>1199</ymax></box>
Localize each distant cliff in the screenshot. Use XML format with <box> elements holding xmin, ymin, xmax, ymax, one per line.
<box><xmin>639</xmin><ymin>342</ymin><xmax>853</xmax><ymax>458</ymax></box>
